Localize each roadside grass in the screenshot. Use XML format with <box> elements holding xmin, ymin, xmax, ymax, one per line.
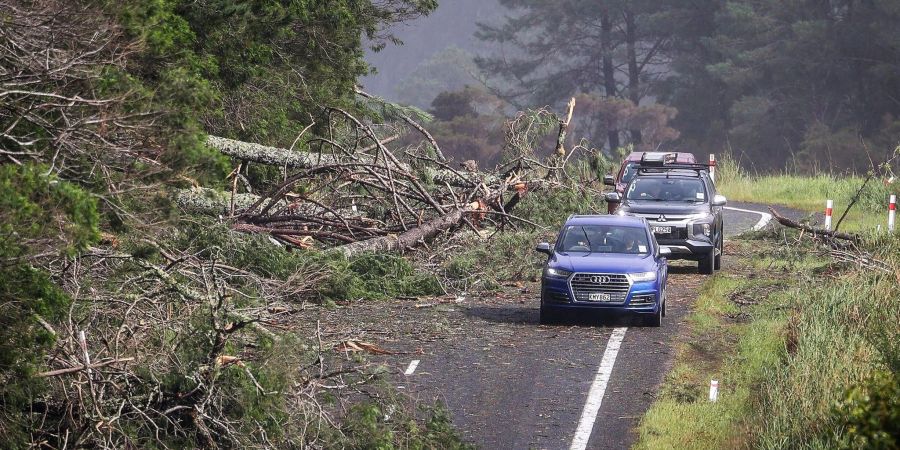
<box><xmin>716</xmin><ymin>154</ymin><xmax>896</xmax><ymax>233</ymax></box>
<box><xmin>635</xmin><ymin>234</ymin><xmax>899</xmax><ymax>449</ymax></box>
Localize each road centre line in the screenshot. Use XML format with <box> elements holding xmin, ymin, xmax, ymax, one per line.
<box><xmin>725</xmin><ymin>206</ymin><xmax>773</xmax><ymax>231</ymax></box>
<box><xmin>404</xmin><ymin>360</ymin><xmax>420</xmax><ymax>376</ymax></box>
<box><xmin>569</xmin><ymin>327</ymin><xmax>628</xmax><ymax>450</ymax></box>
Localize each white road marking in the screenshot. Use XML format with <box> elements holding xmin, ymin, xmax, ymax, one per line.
<box><xmin>404</xmin><ymin>360</ymin><xmax>420</xmax><ymax>376</ymax></box>
<box><xmin>569</xmin><ymin>327</ymin><xmax>628</xmax><ymax>450</ymax></box>
<box><xmin>725</xmin><ymin>206</ymin><xmax>773</xmax><ymax>231</ymax></box>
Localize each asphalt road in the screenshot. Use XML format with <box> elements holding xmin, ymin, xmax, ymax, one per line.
<box><xmin>404</xmin><ymin>205</ymin><xmax>776</xmax><ymax>449</ymax></box>
<box><xmin>301</xmin><ymin>204</ymin><xmax>785</xmax><ymax>449</ymax></box>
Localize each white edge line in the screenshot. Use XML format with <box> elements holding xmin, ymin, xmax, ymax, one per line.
<box><xmin>569</xmin><ymin>327</ymin><xmax>628</xmax><ymax>450</ymax></box>
<box><xmin>404</xmin><ymin>359</ymin><xmax>420</xmax><ymax>376</ymax></box>
<box><xmin>725</xmin><ymin>206</ymin><xmax>773</xmax><ymax>231</ymax></box>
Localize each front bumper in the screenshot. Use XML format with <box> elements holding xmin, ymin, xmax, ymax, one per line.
<box><xmin>648</xmin><ymin>221</ymin><xmax>714</xmax><ymax>260</ymax></box>
<box><xmin>656</xmin><ymin>237</ymin><xmax>714</xmax><ymax>260</ymax></box>
<box><xmin>540</xmin><ymin>276</ymin><xmax>661</xmax><ymax>314</ymax></box>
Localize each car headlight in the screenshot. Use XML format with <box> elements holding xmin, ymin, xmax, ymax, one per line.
<box><xmin>688</xmin><ymin>213</ymin><xmax>714</xmax><ymax>237</ymax></box>
<box><xmin>629</xmin><ymin>271</ymin><xmax>657</xmax><ymax>282</ymax></box>
<box><xmin>692</xmin><ymin>222</ymin><xmax>712</xmax><ymax>237</ymax></box>
<box><xmin>544</xmin><ymin>267</ymin><xmax>573</xmax><ymax>279</ymax></box>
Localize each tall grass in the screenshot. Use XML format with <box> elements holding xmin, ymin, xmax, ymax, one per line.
<box><xmin>635</xmin><ymin>235</ymin><xmax>900</xmax><ymax>449</ymax></box>
<box><xmin>716</xmin><ymin>153</ymin><xmax>897</xmax><ymax>232</ymax></box>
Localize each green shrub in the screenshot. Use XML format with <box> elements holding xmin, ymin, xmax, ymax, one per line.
<box><xmin>0</xmin><ymin>164</ymin><xmax>100</xmax><ymax>447</ymax></box>
<box><xmin>320</xmin><ymin>253</ymin><xmax>443</xmax><ymax>301</ymax></box>
<box><xmin>340</xmin><ymin>402</ymin><xmax>473</xmax><ymax>450</ymax></box>
<box><xmin>832</xmin><ymin>370</ymin><xmax>899</xmax><ymax>450</ymax></box>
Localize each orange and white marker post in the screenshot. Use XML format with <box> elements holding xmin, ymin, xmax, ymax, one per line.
<box><xmin>889</xmin><ymin>195</ymin><xmax>896</xmax><ymax>232</ymax></box>
<box><xmin>824</xmin><ymin>200</ymin><xmax>833</xmax><ymax>230</ymax></box>
<box><xmin>709</xmin><ymin>380</ymin><xmax>719</xmax><ymax>402</ymax></box>
<box><xmin>709</xmin><ymin>154</ymin><xmax>716</xmax><ymax>183</ymax></box>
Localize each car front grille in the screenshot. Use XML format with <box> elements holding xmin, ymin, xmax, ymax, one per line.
<box><xmin>569</xmin><ymin>273</ymin><xmax>631</xmax><ymax>303</ymax></box>
<box><xmin>630</xmin><ymin>293</ymin><xmax>656</xmax><ymax>306</ymax></box>
<box><xmin>634</xmin><ymin>213</ymin><xmax>692</xmax><ymax>222</ymax></box>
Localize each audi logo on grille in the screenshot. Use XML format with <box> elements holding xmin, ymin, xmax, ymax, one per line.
<box><xmin>590</xmin><ymin>275</ymin><xmax>611</xmax><ymax>284</ymax></box>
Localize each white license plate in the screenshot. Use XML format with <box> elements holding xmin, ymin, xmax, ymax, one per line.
<box><xmin>588</xmin><ymin>293</ymin><xmax>611</xmax><ymax>302</ymax></box>
<box><xmin>652</xmin><ymin>226</ymin><xmax>673</xmax><ymax>234</ymax></box>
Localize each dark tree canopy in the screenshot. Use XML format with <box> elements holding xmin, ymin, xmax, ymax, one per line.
<box><xmin>479</xmin><ymin>0</ymin><xmax>900</xmax><ymax>170</ymax></box>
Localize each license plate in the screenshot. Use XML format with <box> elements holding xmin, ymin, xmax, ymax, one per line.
<box><xmin>588</xmin><ymin>293</ymin><xmax>611</xmax><ymax>302</ymax></box>
<box><xmin>652</xmin><ymin>226</ymin><xmax>673</xmax><ymax>235</ymax></box>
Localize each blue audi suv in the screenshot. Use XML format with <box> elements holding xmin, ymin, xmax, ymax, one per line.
<box><xmin>535</xmin><ymin>215</ymin><xmax>670</xmax><ymax>326</ymax></box>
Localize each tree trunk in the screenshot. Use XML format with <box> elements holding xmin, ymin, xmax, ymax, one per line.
<box><xmin>331</xmin><ymin>207</ymin><xmax>466</xmax><ymax>257</ymax></box>
<box><xmin>625</xmin><ymin>7</ymin><xmax>642</xmax><ymax>145</ymax></box>
<box><xmin>600</xmin><ymin>6</ymin><xmax>620</xmax><ymax>151</ymax></box>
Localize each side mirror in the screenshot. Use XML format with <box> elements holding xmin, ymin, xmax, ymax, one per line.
<box><xmin>711</xmin><ymin>194</ymin><xmax>727</xmax><ymax>206</ymax></box>
<box><xmin>603</xmin><ymin>175</ymin><xmax>615</xmax><ymax>186</ymax></box>
<box><xmin>535</xmin><ymin>242</ymin><xmax>553</xmax><ymax>255</ymax></box>
<box><xmin>659</xmin><ymin>247</ymin><xmax>672</xmax><ymax>257</ymax></box>
<box><xmin>604</xmin><ymin>192</ymin><xmax>622</xmax><ymax>204</ymax></box>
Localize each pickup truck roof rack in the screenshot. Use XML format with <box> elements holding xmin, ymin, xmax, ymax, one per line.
<box><xmin>634</xmin><ymin>162</ymin><xmax>710</xmax><ymax>177</ymax></box>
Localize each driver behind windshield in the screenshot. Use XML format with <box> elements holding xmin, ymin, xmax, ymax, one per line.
<box><xmin>558</xmin><ymin>226</ymin><xmax>649</xmax><ymax>254</ymax></box>
<box><xmin>628</xmin><ymin>179</ymin><xmax>705</xmax><ymax>202</ymax></box>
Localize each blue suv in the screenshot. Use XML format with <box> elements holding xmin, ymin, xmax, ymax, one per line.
<box><xmin>535</xmin><ymin>215</ymin><xmax>670</xmax><ymax>326</ymax></box>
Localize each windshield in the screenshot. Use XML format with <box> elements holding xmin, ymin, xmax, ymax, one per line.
<box><xmin>620</xmin><ymin>163</ymin><xmax>638</xmax><ymax>184</ymax></box>
<box><xmin>557</xmin><ymin>225</ymin><xmax>650</xmax><ymax>254</ymax></box>
<box><xmin>626</xmin><ymin>177</ymin><xmax>707</xmax><ymax>202</ymax></box>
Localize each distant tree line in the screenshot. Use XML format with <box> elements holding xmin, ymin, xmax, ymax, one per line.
<box><xmin>466</xmin><ymin>0</ymin><xmax>900</xmax><ymax>171</ymax></box>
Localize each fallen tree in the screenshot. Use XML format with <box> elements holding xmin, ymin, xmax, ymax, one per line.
<box><xmin>179</xmin><ymin>97</ymin><xmax>598</xmax><ymax>254</ymax></box>
<box><xmin>769</xmin><ymin>207</ymin><xmax>858</xmax><ymax>242</ymax></box>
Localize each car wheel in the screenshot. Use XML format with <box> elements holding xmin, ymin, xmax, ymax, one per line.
<box><xmin>714</xmin><ymin>234</ymin><xmax>723</xmax><ymax>270</ymax></box>
<box><xmin>661</xmin><ymin>291</ymin><xmax>667</xmax><ymax>317</ymax></box>
<box><xmin>698</xmin><ymin>249</ymin><xmax>715</xmax><ymax>274</ymax></box>
<box><xmin>539</xmin><ymin>306</ymin><xmax>559</xmax><ymax>325</ymax></box>
<box><xmin>646</xmin><ymin>303</ymin><xmax>662</xmax><ymax>327</ymax></box>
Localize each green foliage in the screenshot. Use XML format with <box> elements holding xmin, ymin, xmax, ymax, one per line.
<box><xmin>515</xmin><ymin>183</ymin><xmax>605</xmax><ymax>228</ymax></box>
<box><xmin>832</xmin><ymin>370</ymin><xmax>899</xmax><ymax>450</ymax></box>
<box><xmin>0</xmin><ymin>164</ymin><xmax>100</xmax><ymax>446</ymax></box>
<box><xmin>341</xmin><ymin>402</ymin><xmax>473</xmax><ymax>449</ymax></box>
<box><xmin>321</xmin><ymin>253</ymin><xmax>443</xmax><ymax>301</ymax></box>
<box><xmin>109</xmin><ymin>0</ymin><xmax>438</xmax><ymax>181</ymax></box>
<box><xmin>171</xmin><ymin>219</ymin><xmax>442</xmax><ymax>301</ymax></box>
<box><xmin>0</xmin><ymin>163</ymin><xmax>100</xmax><ymax>257</ymax></box>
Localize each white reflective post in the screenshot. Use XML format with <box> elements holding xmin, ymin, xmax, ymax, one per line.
<box><xmin>824</xmin><ymin>200</ymin><xmax>833</xmax><ymax>230</ymax></box>
<box><xmin>889</xmin><ymin>195</ymin><xmax>896</xmax><ymax>232</ymax></box>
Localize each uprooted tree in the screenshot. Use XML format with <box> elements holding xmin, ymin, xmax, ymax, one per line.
<box><xmin>178</xmin><ymin>93</ymin><xmax>598</xmax><ymax>257</ymax></box>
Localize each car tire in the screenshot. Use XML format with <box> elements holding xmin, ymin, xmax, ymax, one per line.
<box><xmin>698</xmin><ymin>249</ymin><xmax>715</xmax><ymax>275</ymax></box>
<box><xmin>539</xmin><ymin>307</ymin><xmax>560</xmax><ymax>325</ymax></box>
<box><xmin>714</xmin><ymin>234</ymin><xmax>723</xmax><ymax>270</ymax></box>
<box><xmin>647</xmin><ymin>303</ymin><xmax>662</xmax><ymax>327</ymax></box>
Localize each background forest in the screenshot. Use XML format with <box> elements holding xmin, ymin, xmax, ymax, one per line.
<box><xmin>369</xmin><ymin>0</ymin><xmax>900</xmax><ymax>171</ymax></box>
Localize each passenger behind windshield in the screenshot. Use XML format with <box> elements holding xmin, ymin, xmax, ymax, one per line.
<box><xmin>558</xmin><ymin>225</ymin><xmax>650</xmax><ymax>254</ymax></box>
<box><xmin>626</xmin><ymin>178</ymin><xmax>706</xmax><ymax>202</ymax></box>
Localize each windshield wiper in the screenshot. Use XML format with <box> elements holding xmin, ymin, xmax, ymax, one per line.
<box><xmin>580</xmin><ymin>227</ymin><xmax>593</xmax><ymax>251</ymax></box>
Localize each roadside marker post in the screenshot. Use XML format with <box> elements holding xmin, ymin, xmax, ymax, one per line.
<box><xmin>404</xmin><ymin>360</ymin><xmax>420</xmax><ymax>376</ymax></box>
<box><xmin>709</xmin><ymin>380</ymin><xmax>719</xmax><ymax>402</ymax></box>
<box><xmin>824</xmin><ymin>200</ymin><xmax>833</xmax><ymax>230</ymax></box>
<box><xmin>709</xmin><ymin>154</ymin><xmax>716</xmax><ymax>183</ymax></box>
<box><xmin>889</xmin><ymin>195</ymin><xmax>896</xmax><ymax>233</ymax></box>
